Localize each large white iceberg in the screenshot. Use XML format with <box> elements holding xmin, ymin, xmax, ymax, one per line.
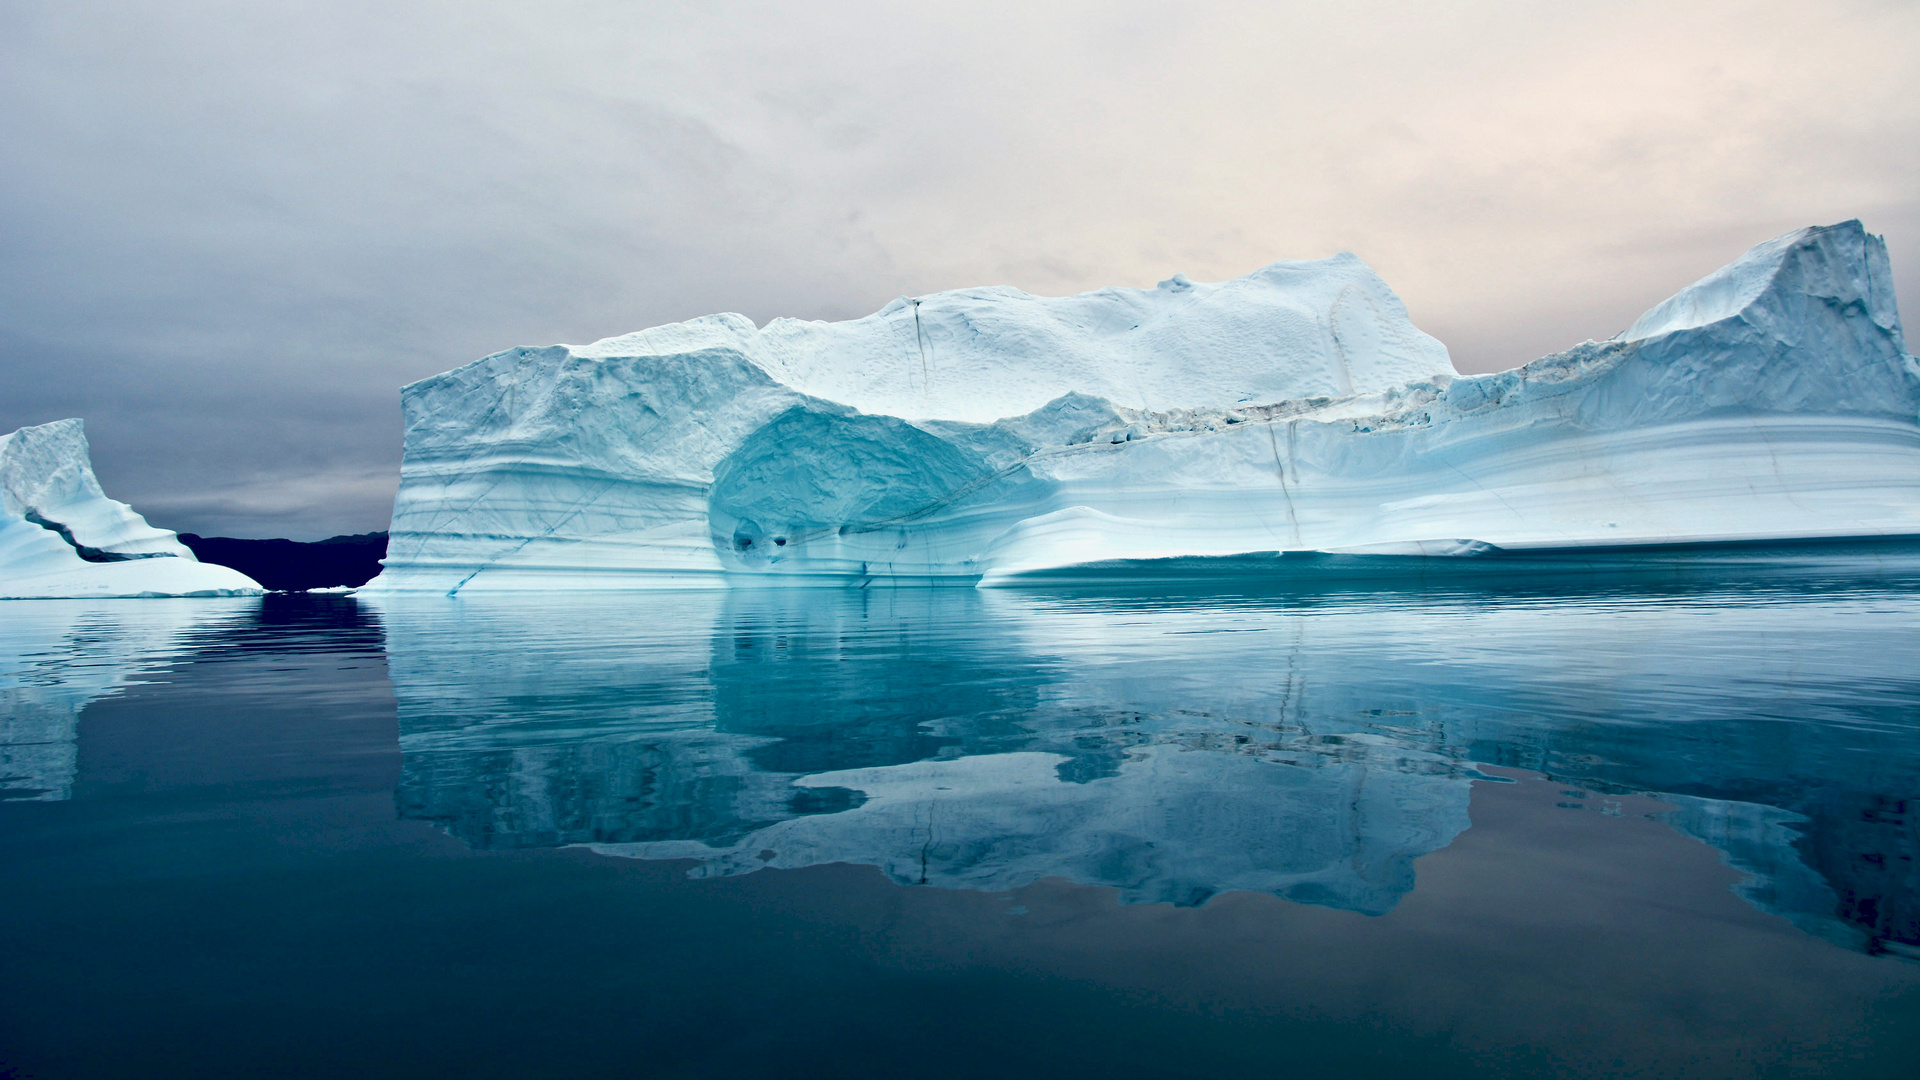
<box><xmin>364</xmin><ymin>221</ymin><xmax>1920</xmax><ymax>592</ymax></box>
<box><xmin>0</xmin><ymin>419</ymin><xmax>264</xmax><ymax>599</ymax></box>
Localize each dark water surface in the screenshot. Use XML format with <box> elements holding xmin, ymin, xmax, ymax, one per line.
<box><xmin>4</xmin><ymin>570</ymin><xmax>1920</xmax><ymax>1078</ymax></box>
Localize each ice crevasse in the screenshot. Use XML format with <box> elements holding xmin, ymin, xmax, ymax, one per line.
<box><xmin>0</xmin><ymin>419</ymin><xmax>263</xmax><ymax>599</ymax></box>
<box><xmin>363</xmin><ymin>220</ymin><xmax>1920</xmax><ymax>592</ymax></box>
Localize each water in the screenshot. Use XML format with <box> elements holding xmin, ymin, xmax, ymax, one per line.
<box><xmin>3</xmin><ymin>567</ymin><xmax>1919</xmax><ymax>1078</ymax></box>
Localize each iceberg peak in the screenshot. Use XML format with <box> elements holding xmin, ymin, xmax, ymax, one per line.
<box><xmin>1623</xmin><ymin>220</ymin><xmax>1903</xmax><ymax>348</ymax></box>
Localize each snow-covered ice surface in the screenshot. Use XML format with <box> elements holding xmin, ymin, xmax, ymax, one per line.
<box><xmin>364</xmin><ymin>222</ymin><xmax>1920</xmax><ymax>593</ymax></box>
<box><xmin>1</xmin><ymin>420</ymin><xmax>264</xmax><ymax>599</ymax></box>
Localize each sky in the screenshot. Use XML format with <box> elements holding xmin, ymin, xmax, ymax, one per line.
<box><xmin>3</xmin><ymin>0</ymin><xmax>1917</xmax><ymax>540</ymax></box>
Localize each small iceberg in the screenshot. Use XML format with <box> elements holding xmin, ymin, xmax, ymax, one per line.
<box><xmin>1</xmin><ymin>420</ymin><xmax>264</xmax><ymax>599</ymax></box>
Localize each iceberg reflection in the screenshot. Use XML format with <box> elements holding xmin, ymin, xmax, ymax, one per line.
<box><xmin>0</xmin><ymin>598</ymin><xmax>256</xmax><ymax>800</ymax></box>
<box><xmin>376</xmin><ymin>559</ymin><xmax>1920</xmax><ymax>954</ymax></box>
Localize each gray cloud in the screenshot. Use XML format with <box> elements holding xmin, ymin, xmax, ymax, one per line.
<box><xmin>2</xmin><ymin>0</ymin><xmax>1916</xmax><ymax>538</ymax></box>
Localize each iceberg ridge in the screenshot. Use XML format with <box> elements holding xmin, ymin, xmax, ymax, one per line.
<box><xmin>365</xmin><ymin>221</ymin><xmax>1920</xmax><ymax>592</ymax></box>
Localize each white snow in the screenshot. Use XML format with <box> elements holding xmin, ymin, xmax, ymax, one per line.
<box><xmin>365</xmin><ymin>221</ymin><xmax>1920</xmax><ymax>593</ymax></box>
<box><xmin>1</xmin><ymin>420</ymin><xmax>264</xmax><ymax>599</ymax></box>
<box><xmin>574</xmin><ymin>254</ymin><xmax>1454</xmax><ymax>423</ymax></box>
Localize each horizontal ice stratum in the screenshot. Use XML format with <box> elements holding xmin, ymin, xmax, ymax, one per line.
<box><xmin>0</xmin><ymin>419</ymin><xmax>263</xmax><ymax>599</ymax></box>
<box><xmin>364</xmin><ymin>221</ymin><xmax>1920</xmax><ymax>592</ymax></box>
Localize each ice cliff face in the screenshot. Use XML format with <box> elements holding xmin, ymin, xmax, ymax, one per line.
<box><xmin>366</xmin><ymin>221</ymin><xmax>1920</xmax><ymax>592</ymax></box>
<box><xmin>1</xmin><ymin>420</ymin><xmax>263</xmax><ymax>599</ymax></box>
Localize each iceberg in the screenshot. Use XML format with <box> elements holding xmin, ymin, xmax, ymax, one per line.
<box><xmin>364</xmin><ymin>221</ymin><xmax>1920</xmax><ymax>592</ymax></box>
<box><xmin>1</xmin><ymin>419</ymin><xmax>264</xmax><ymax>599</ymax></box>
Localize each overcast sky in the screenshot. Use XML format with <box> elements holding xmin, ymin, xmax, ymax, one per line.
<box><xmin>3</xmin><ymin>0</ymin><xmax>1916</xmax><ymax>539</ymax></box>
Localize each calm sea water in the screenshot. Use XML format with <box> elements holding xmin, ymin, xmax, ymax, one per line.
<box><xmin>4</xmin><ymin>563</ymin><xmax>1920</xmax><ymax>1078</ymax></box>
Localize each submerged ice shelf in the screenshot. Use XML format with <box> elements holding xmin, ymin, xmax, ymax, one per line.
<box><xmin>0</xmin><ymin>420</ymin><xmax>263</xmax><ymax>600</ymax></box>
<box><xmin>364</xmin><ymin>221</ymin><xmax>1920</xmax><ymax>592</ymax></box>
